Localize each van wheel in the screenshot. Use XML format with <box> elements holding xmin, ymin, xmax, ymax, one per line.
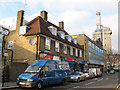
<box><xmin>62</xmin><ymin>79</ymin><xmax>67</xmax><ymax>85</ymax></box>
<box><xmin>36</xmin><ymin>81</ymin><xmax>43</xmax><ymax>89</ymax></box>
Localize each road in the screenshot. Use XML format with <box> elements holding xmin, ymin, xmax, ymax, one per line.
<box><xmin>8</xmin><ymin>72</ymin><xmax>119</xmax><ymax>90</ymax></box>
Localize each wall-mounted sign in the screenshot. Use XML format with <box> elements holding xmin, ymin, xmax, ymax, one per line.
<box><xmin>4</xmin><ymin>53</ymin><xmax>8</xmax><ymax>56</ymax></box>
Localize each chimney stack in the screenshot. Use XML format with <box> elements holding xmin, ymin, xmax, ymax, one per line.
<box><xmin>16</xmin><ymin>10</ymin><xmax>24</xmax><ymax>31</ymax></box>
<box><xmin>96</xmin><ymin>11</ymin><xmax>101</xmax><ymax>30</ymax></box>
<box><xmin>59</xmin><ymin>21</ymin><xmax>64</xmax><ymax>30</ymax></box>
<box><xmin>40</xmin><ymin>10</ymin><xmax>48</xmax><ymax>21</ymax></box>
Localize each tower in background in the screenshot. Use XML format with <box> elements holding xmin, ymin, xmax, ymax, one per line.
<box><xmin>92</xmin><ymin>12</ymin><xmax>112</xmax><ymax>54</ymax></box>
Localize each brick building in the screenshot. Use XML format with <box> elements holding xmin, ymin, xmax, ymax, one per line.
<box><xmin>3</xmin><ymin>10</ymin><xmax>85</xmax><ymax>81</ymax></box>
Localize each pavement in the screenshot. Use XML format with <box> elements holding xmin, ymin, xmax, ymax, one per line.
<box><xmin>2</xmin><ymin>82</ymin><xmax>18</xmax><ymax>90</ymax></box>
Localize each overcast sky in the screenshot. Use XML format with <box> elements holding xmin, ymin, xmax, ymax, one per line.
<box><xmin>0</xmin><ymin>0</ymin><xmax>119</xmax><ymax>52</ymax></box>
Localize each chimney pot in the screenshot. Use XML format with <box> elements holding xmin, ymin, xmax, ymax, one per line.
<box><xmin>59</xmin><ymin>21</ymin><xmax>64</xmax><ymax>30</ymax></box>
<box><xmin>40</xmin><ymin>10</ymin><xmax>48</xmax><ymax>21</ymax></box>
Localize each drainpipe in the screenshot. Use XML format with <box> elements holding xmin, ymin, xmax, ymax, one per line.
<box><xmin>2</xmin><ymin>35</ymin><xmax>13</xmax><ymax>64</ymax></box>
<box><xmin>36</xmin><ymin>35</ymin><xmax>39</xmax><ymax>60</ymax></box>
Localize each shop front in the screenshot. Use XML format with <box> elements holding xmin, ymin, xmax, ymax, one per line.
<box><xmin>65</xmin><ymin>58</ymin><xmax>77</xmax><ymax>75</ymax></box>
<box><xmin>75</xmin><ymin>59</ymin><xmax>87</xmax><ymax>72</ymax></box>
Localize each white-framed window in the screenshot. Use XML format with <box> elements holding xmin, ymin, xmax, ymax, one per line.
<box><xmin>8</xmin><ymin>41</ymin><xmax>13</xmax><ymax>49</ymax></box>
<box><xmin>70</xmin><ymin>47</ymin><xmax>73</xmax><ymax>55</ymax></box>
<box><xmin>55</xmin><ymin>41</ymin><xmax>59</xmax><ymax>52</ymax></box>
<box><xmin>58</xmin><ymin>31</ymin><xmax>65</xmax><ymax>39</ymax></box>
<box><xmin>72</xmin><ymin>38</ymin><xmax>77</xmax><ymax>44</ymax></box>
<box><xmin>80</xmin><ymin>50</ymin><xmax>82</xmax><ymax>57</ymax></box>
<box><xmin>45</xmin><ymin>38</ymin><xmax>51</xmax><ymax>50</ymax></box>
<box><xmin>66</xmin><ymin>35</ymin><xmax>72</xmax><ymax>42</ymax></box>
<box><xmin>64</xmin><ymin>45</ymin><xmax>67</xmax><ymax>54</ymax></box>
<box><xmin>48</xmin><ymin>26</ymin><xmax>57</xmax><ymax>36</ymax></box>
<box><xmin>75</xmin><ymin>48</ymin><xmax>78</xmax><ymax>56</ymax></box>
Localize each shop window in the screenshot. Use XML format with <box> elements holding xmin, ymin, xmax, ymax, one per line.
<box><xmin>55</xmin><ymin>41</ymin><xmax>59</xmax><ymax>52</ymax></box>
<box><xmin>45</xmin><ymin>38</ymin><xmax>51</xmax><ymax>50</ymax></box>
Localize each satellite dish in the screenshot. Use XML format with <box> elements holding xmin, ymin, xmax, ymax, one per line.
<box><xmin>29</xmin><ymin>38</ymin><xmax>35</xmax><ymax>45</ymax></box>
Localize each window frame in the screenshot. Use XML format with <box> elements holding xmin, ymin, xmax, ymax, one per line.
<box><xmin>45</xmin><ymin>38</ymin><xmax>51</xmax><ymax>50</ymax></box>
<box><xmin>55</xmin><ymin>41</ymin><xmax>59</xmax><ymax>52</ymax></box>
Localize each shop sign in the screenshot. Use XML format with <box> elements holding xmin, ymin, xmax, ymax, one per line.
<box><xmin>65</xmin><ymin>58</ymin><xmax>75</xmax><ymax>62</ymax></box>
<box><xmin>76</xmin><ymin>59</ymin><xmax>87</xmax><ymax>64</ymax></box>
<box><xmin>42</xmin><ymin>53</ymin><xmax>60</xmax><ymax>60</ymax></box>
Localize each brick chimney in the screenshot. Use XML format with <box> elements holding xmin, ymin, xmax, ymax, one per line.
<box><xmin>16</xmin><ymin>10</ymin><xmax>24</xmax><ymax>31</ymax></box>
<box><xmin>59</xmin><ymin>21</ymin><xmax>64</xmax><ymax>30</ymax></box>
<box><xmin>40</xmin><ymin>10</ymin><xmax>48</xmax><ymax>21</ymax></box>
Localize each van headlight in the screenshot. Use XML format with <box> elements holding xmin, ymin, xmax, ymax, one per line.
<box><xmin>27</xmin><ymin>79</ymin><xmax>33</xmax><ymax>82</ymax></box>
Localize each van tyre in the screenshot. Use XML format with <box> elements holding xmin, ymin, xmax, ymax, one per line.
<box><xmin>62</xmin><ymin>78</ymin><xmax>67</xmax><ymax>85</ymax></box>
<box><xmin>36</xmin><ymin>81</ymin><xmax>43</xmax><ymax>89</ymax></box>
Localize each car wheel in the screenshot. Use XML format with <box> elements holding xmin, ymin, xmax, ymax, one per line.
<box><xmin>77</xmin><ymin>78</ymin><xmax>80</xmax><ymax>82</ymax></box>
<box><xmin>62</xmin><ymin>78</ymin><xmax>67</xmax><ymax>85</ymax></box>
<box><xmin>36</xmin><ymin>81</ymin><xmax>43</xmax><ymax>89</ymax></box>
<box><xmin>84</xmin><ymin>77</ymin><xmax>86</xmax><ymax>81</ymax></box>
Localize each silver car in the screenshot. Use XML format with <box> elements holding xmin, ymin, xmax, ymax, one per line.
<box><xmin>70</xmin><ymin>72</ymin><xmax>86</xmax><ymax>82</ymax></box>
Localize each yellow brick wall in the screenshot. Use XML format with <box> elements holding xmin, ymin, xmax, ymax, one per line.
<box><xmin>4</xmin><ymin>30</ymin><xmax>37</xmax><ymax>65</ymax></box>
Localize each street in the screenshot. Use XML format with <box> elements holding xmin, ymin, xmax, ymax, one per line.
<box><xmin>7</xmin><ymin>72</ymin><xmax>119</xmax><ymax>90</ymax></box>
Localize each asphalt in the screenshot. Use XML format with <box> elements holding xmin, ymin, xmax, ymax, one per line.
<box><xmin>1</xmin><ymin>72</ymin><xmax>119</xmax><ymax>90</ymax></box>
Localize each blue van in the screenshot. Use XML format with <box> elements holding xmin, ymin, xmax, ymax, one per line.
<box><xmin>17</xmin><ymin>59</ymin><xmax>70</xmax><ymax>89</ymax></box>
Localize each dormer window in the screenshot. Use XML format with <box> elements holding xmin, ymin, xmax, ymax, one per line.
<box><xmin>65</xmin><ymin>35</ymin><xmax>72</xmax><ymax>42</ymax></box>
<box><xmin>48</xmin><ymin>26</ymin><xmax>57</xmax><ymax>36</ymax></box>
<box><xmin>58</xmin><ymin>31</ymin><xmax>65</xmax><ymax>39</ymax></box>
<box><xmin>72</xmin><ymin>38</ymin><xmax>77</xmax><ymax>44</ymax></box>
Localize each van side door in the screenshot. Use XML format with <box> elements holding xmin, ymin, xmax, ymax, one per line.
<box><xmin>46</xmin><ymin>61</ymin><xmax>58</xmax><ymax>84</ymax></box>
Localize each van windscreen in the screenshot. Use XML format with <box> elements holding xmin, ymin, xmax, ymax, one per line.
<box><xmin>25</xmin><ymin>65</ymin><xmax>42</xmax><ymax>73</ymax></box>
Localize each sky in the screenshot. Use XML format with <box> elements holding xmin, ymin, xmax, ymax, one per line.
<box><xmin>0</xmin><ymin>0</ymin><xmax>119</xmax><ymax>52</ymax></box>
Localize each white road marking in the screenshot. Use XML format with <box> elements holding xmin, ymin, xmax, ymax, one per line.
<box><xmin>105</xmin><ymin>78</ymin><xmax>109</xmax><ymax>80</ymax></box>
<box><xmin>97</xmin><ymin>78</ymin><xmax>103</xmax><ymax>82</ymax></box>
<box><xmin>85</xmin><ymin>82</ymin><xmax>95</xmax><ymax>86</ymax></box>
<box><xmin>93</xmin><ymin>78</ymin><xmax>98</xmax><ymax>80</ymax></box>
<box><xmin>72</xmin><ymin>86</ymin><xmax>80</xmax><ymax>88</ymax></box>
<box><xmin>66</xmin><ymin>86</ymin><xmax>80</xmax><ymax>90</ymax></box>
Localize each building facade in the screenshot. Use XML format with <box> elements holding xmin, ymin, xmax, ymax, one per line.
<box><xmin>3</xmin><ymin>10</ymin><xmax>86</xmax><ymax>81</ymax></box>
<box><xmin>72</xmin><ymin>34</ymin><xmax>107</xmax><ymax>72</ymax></box>
<box><xmin>92</xmin><ymin>12</ymin><xmax>112</xmax><ymax>54</ymax></box>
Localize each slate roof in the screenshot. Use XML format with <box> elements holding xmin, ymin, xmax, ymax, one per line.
<box><xmin>24</xmin><ymin>16</ymin><xmax>84</xmax><ymax>50</ymax></box>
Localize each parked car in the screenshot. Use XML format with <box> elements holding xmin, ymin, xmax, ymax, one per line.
<box><xmin>83</xmin><ymin>71</ymin><xmax>95</xmax><ymax>79</ymax></box>
<box><xmin>17</xmin><ymin>59</ymin><xmax>70</xmax><ymax>89</ymax></box>
<box><xmin>70</xmin><ymin>72</ymin><xmax>86</xmax><ymax>82</ymax></box>
<box><xmin>109</xmin><ymin>70</ymin><xmax>115</xmax><ymax>74</ymax></box>
<box><xmin>89</xmin><ymin>68</ymin><xmax>102</xmax><ymax>77</ymax></box>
